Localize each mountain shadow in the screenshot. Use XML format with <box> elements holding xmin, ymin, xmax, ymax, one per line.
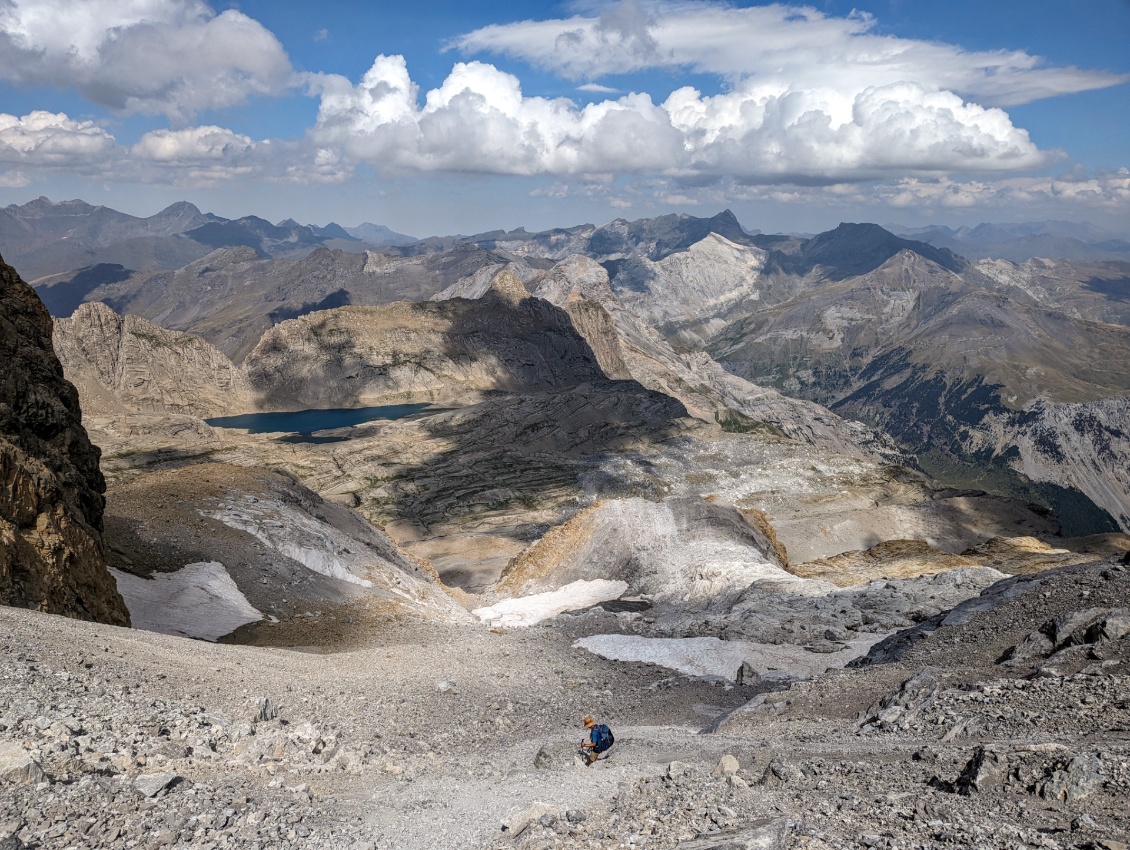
<box><xmin>34</xmin><ymin>263</ymin><xmax>133</xmax><ymax>317</ymax></box>
<box><xmin>380</xmin><ymin>289</ymin><xmax>690</xmax><ymax>548</ymax></box>
<box><xmin>1083</xmin><ymin>275</ymin><xmax>1130</xmax><ymax>302</ymax></box>
<box><xmin>268</xmin><ymin>288</ymin><xmax>352</xmax><ymax>324</ymax></box>
<box><xmin>242</xmin><ymin>287</ymin><xmax>688</xmax><ymax>558</ymax></box>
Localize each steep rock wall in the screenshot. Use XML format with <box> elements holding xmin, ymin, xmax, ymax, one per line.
<box><xmin>0</xmin><ymin>258</ymin><xmax>128</xmax><ymax>624</ymax></box>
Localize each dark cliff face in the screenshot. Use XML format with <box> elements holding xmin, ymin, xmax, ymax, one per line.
<box><xmin>0</xmin><ymin>256</ymin><xmax>129</xmax><ymax>625</ymax></box>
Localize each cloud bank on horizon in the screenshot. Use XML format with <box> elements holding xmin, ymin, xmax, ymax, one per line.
<box><xmin>0</xmin><ymin>0</ymin><xmax>1127</xmax><ymax>228</ymax></box>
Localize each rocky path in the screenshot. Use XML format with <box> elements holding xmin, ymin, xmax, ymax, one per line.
<box><xmin>0</xmin><ymin>608</ymin><xmax>752</xmax><ymax>850</ymax></box>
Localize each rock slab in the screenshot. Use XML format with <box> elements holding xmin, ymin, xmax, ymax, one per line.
<box><xmin>0</xmin><ymin>744</ymin><xmax>44</xmax><ymax>786</ymax></box>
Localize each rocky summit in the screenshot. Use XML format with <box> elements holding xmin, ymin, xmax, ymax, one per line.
<box><xmin>1</xmin><ymin>204</ymin><xmax>1129</xmax><ymax>850</ymax></box>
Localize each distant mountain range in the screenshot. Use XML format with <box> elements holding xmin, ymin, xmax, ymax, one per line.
<box><xmin>5</xmin><ymin>198</ymin><xmax>1129</xmax><ymax>536</ymax></box>
<box><xmin>0</xmin><ymin>196</ymin><xmax>416</xmax><ymax>282</ymax></box>
<box><xmin>888</xmin><ymin>220</ymin><xmax>1130</xmax><ymax>263</ymax></box>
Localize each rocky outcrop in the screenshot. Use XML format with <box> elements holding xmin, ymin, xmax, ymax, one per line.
<box><xmin>53</xmin><ymin>301</ymin><xmax>253</xmax><ymax>418</ymax></box>
<box><xmin>243</xmin><ymin>287</ymin><xmax>612</xmax><ymax>410</ymax></box>
<box><xmin>0</xmin><ymin>257</ymin><xmax>128</xmax><ymax>624</ymax></box>
<box><xmin>695</xmin><ymin>248</ymin><xmax>1130</xmax><ymax>533</ymax></box>
<box><xmin>608</xmin><ymin>232</ymin><xmax>767</xmax><ymax>329</ymax></box>
<box><xmin>104</xmin><ymin>462</ymin><xmax>470</xmax><ymax>644</ymax></box>
<box><xmin>43</xmin><ymin>241</ymin><xmax>533</xmax><ymax>362</ymax></box>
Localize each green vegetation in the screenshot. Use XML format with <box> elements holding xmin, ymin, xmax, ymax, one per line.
<box><xmin>130</xmin><ymin>329</ymin><xmax>194</xmax><ymax>350</ymax></box>
<box><xmin>713</xmin><ymin>408</ymin><xmax>787</xmax><ymax>438</ymax></box>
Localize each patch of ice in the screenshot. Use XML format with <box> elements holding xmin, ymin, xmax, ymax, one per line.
<box><xmin>574</xmin><ymin>633</ymin><xmax>885</xmax><ymax>681</ymax></box>
<box><xmin>201</xmin><ymin>497</ymin><xmax>374</xmax><ymax>587</ymax></box>
<box><xmin>110</xmin><ymin>562</ymin><xmax>263</xmax><ymax>642</ymax></box>
<box><xmin>473</xmin><ymin>579</ymin><xmax>629</xmax><ymax>629</ymax></box>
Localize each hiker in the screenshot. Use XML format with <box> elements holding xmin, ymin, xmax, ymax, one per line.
<box><xmin>580</xmin><ymin>715</ymin><xmax>614</xmax><ymax>765</ymax></box>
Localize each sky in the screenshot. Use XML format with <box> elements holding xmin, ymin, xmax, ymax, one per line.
<box><xmin>0</xmin><ymin>0</ymin><xmax>1128</xmax><ymax>237</ymax></box>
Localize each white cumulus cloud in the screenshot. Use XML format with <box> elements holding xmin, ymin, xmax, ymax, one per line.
<box><xmin>0</xmin><ymin>111</ymin><xmax>116</xmax><ymax>165</ymax></box>
<box><xmin>132</xmin><ymin>126</ymin><xmax>257</xmax><ymax>162</ymax></box>
<box><xmin>880</xmin><ymin>171</ymin><xmax>1130</xmax><ymax>210</ymax></box>
<box><xmin>586</xmin><ymin>168</ymin><xmax>1130</xmax><ymax>221</ymax></box>
<box><xmin>309</xmin><ymin>56</ymin><xmax>685</xmax><ymax>177</ymax></box>
<box><xmin>308</xmin><ymin>54</ymin><xmax>1047</xmax><ymax>182</ymax></box>
<box><xmin>0</xmin><ymin>0</ymin><xmax>293</xmax><ymax>119</ymax></box>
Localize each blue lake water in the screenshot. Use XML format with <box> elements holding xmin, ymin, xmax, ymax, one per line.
<box><xmin>206</xmin><ymin>403</ymin><xmax>431</xmax><ymax>443</ymax></box>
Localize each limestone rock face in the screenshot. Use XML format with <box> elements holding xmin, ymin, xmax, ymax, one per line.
<box><xmin>528</xmin><ymin>255</ymin><xmax>903</xmax><ymax>462</ymax></box>
<box><xmin>994</xmin><ymin>396</ymin><xmax>1130</xmax><ymax>533</ymax></box>
<box><xmin>53</xmin><ymin>301</ymin><xmax>252</xmax><ymax>417</ymax></box>
<box><xmin>0</xmin><ymin>257</ymin><xmax>128</xmax><ymax>624</ymax></box>
<box><xmin>498</xmin><ymin>496</ymin><xmax>796</xmax><ymax>605</ymax></box>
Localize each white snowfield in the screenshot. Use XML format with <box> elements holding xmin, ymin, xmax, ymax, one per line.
<box><xmin>573</xmin><ymin>633</ymin><xmax>886</xmax><ymax>682</ymax></box>
<box><xmin>472</xmin><ymin>579</ymin><xmax>629</xmax><ymax>629</ymax></box>
<box><xmin>110</xmin><ymin>562</ymin><xmax>263</xmax><ymax>642</ymax></box>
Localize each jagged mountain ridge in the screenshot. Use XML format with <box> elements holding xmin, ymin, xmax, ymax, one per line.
<box><xmin>0</xmin><ymin>197</ymin><xmax>217</xmax><ymax>281</ymax></box>
<box><xmin>243</xmin><ymin>275</ymin><xmax>627</xmax><ymax>410</ymax></box>
<box><xmin>388</xmin><ymin>213</ymin><xmax>1130</xmax><ymax>536</ymax></box>
<box><xmin>393</xmin><ymin>210</ymin><xmax>963</xmax><ymax>283</ymax></box>
<box><xmin>15</xmin><ymin>201</ymin><xmax>1130</xmax><ymax>536</ymax></box>
<box><xmin>694</xmin><ymin>249</ymin><xmax>1130</xmax><ymax>533</ymax></box>
<box><xmin>182</xmin><ymin>214</ymin><xmax>363</xmax><ymax>257</ymax></box>
<box><xmin>5</xmin><ymin>207</ymin><xmax>1130</xmax><ymax>850</ymax></box>
<box><xmin>34</xmin><ymin>243</ymin><xmax>535</xmax><ymax>361</ymax></box>
<box><xmin>44</xmin><ymin>256</ymin><xmax>1093</xmax><ymax>614</ymax></box>
<box><xmin>344</xmin><ymin>221</ymin><xmax>418</xmax><ymax>247</ymax></box>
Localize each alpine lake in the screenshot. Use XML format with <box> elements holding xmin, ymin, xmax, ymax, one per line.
<box><xmin>205</xmin><ymin>403</ymin><xmax>432</xmax><ymax>443</ymax></box>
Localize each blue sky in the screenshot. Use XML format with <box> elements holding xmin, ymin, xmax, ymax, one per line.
<box><xmin>0</xmin><ymin>0</ymin><xmax>1127</xmax><ymax>237</ymax></box>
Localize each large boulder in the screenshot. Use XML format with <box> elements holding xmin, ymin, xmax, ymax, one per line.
<box><xmin>0</xmin><ymin>257</ymin><xmax>128</xmax><ymax>624</ymax></box>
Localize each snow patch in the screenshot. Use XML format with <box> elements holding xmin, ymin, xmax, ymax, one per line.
<box><xmin>111</xmin><ymin>562</ymin><xmax>262</xmax><ymax>642</ymax></box>
<box><xmin>574</xmin><ymin>633</ymin><xmax>884</xmax><ymax>681</ymax></box>
<box><xmin>473</xmin><ymin>579</ymin><xmax>629</xmax><ymax>629</ymax></box>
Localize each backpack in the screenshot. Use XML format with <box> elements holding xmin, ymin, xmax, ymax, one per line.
<box><xmin>591</xmin><ymin>723</ymin><xmax>614</xmax><ymax>754</ymax></box>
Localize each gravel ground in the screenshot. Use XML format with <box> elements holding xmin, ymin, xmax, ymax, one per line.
<box><xmin>2</xmin><ymin>559</ymin><xmax>1128</xmax><ymax>850</ymax></box>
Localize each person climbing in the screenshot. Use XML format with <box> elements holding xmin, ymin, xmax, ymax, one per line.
<box><xmin>580</xmin><ymin>715</ymin><xmax>614</xmax><ymax>765</ymax></box>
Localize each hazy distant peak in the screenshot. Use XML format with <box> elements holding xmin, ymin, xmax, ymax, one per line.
<box><xmin>343</xmin><ymin>222</ymin><xmax>418</xmax><ymax>247</ymax></box>
<box><xmin>885</xmin><ymin>219</ymin><xmax>1130</xmax><ymax>262</ymax></box>
<box><xmin>316</xmin><ymin>222</ymin><xmax>356</xmax><ymax>240</ymax></box>
<box><xmin>154</xmin><ymin>201</ymin><xmax>202</xmax><ymax>218</ymax></box>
